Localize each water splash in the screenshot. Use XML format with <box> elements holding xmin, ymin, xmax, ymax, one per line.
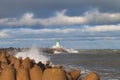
<box><xmin>15</xmin><ymin>47</ymin><xmax>49</xmax><ymax>64</ymax></box>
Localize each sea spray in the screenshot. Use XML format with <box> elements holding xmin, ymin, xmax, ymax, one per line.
<box><xmin>15</xmin><ymin>47</ymin><xmax>49</xmax><ymax>64</ymax></box>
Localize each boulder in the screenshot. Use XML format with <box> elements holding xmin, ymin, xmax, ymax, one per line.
<box><xmin>1</xmin><ymin>62</ymin><xmax>8</xmax><ymax>69</ymax></box>
<box><xmin>0</xmin><ymin>67</ymin><xmax>2</xmax><ymax>73</ymax></box>
<box><xmin>29</xmin><ymin>65</ymin><xmax>43</xmax><ymax>80</ymax></box>
<box><xmin>55</xmin><ymin>64</ymin><xmax>62</xmax><ymax>68</ymax></box>
<box><xmin>42</xmin><ymin>68</ymin><xmax>67</xmax><ymax>80</ymax></box>
<box><xmin>9</xmin><ymin>55</ymin><xmax>17</xmax><ymax>65</ymax></box>
<box><xmin>0</xmin><ymin>58</ymin><xmax>8</xmax><ymax>64</ymax></box>
<box><xmin>14</xmin><ymin>58</ymin><xmax>21</xmax><ymax>70</ymax></box>
<box><xmin>0</xmin><ymin>51</ymin><xmax>6</xmax><ymax>57</ymax></box>
<box><xmin>37</xmin><ymin>62</ymin><xmax>45</xmax><ymax>71</ymax></box>
<box><xmin>0</xmin><ymin>52</ymin><xmax>8</xmax><ymax>63</ymax></box>
<box><xmin>45</xmin><ymin>61</ymin><xmax>50</xmax><ymax>68</ymax></box>
<box><xmin>70</xmin><ymin>69</ymin><xmax>80</xmax><ymax>80</ymax></box>
<box><xmin>0</xmin><ymin>65</ymin><xmax>15</xmax><ymax>80</ymax></box>
<box><xmin>82</xmin><ymin>71</ymin><xmax>100</xmax><ymax>80</ymax></box>
<box><xmin>16</xmin><ymin>67</ymin><xmax>30</xmax><ymax>80</ymax></box>
<box><xmin>9</xmin><ymin>56</ymin><xmax>22</xmax><ymax>70</ymax></box>
<box><xmin>9</xmin><ymin>54</ymin><xmax>15</xmax><ymax>61</ymax></box>
<box><xmin>21</xmin><ymin>57</ymin><xmax>32</xmax><ymax>69</ymax></box>
<box><xmin>66</xmin><ymin>73</ymin><xmax>73</xmax><ymax>80</ymax></box>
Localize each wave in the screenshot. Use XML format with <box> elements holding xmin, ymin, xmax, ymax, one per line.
<box><xmin>14</xmin><ymin>46</ymin><xmax>50</xmax><ymax>64</ymax></box>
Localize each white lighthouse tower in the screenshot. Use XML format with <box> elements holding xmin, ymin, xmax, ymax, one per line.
<box><xmin>52</xmin><ymin>39</ymin><xmax>62</xmax><ymax>49</ymax></box>
<box><xmin>52</xmin><ymin>39</ymin><xmax>66</xmax><ymax>54</ymax></box>
<box><xmin>55</xmin><ymin>39</ymin><xmax>61</xmax><ymax>48</ymax></box>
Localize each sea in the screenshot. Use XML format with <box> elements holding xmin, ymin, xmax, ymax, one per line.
<box><xmin>3</xmin><ymin>46</ymin><xmax>120</xmax><ymax>80</ymax></box>
<box><xmin>45</xmin><ymin>50</ymin><xmax>120</xmax><ymax>80</ymax></box>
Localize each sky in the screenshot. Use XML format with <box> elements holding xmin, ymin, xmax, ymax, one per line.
<box><xmin>0</xmin><ymin>0</ymin><xmax>120</xmax><ymax>49</ymax></box>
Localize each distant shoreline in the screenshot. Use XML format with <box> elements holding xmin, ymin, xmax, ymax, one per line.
<box><xmin>0</xmin><ymin>47</ymin><xmax>120</xmax><ymax>54</ymax></box>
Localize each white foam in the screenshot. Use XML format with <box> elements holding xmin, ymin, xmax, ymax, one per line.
<box><xmin>65</xmin><ymin>48</ymin><xmax>79</xmax><ymax>53</ymax></box>
<box><xmin>15</xmin><ymin>47</ymin><xmax>49</xmax><ymax>64</ymax></box>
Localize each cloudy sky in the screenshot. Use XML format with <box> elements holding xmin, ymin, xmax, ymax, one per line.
<box><xmin>0</xmin><ymin>0</ymin><xmax>120</xmax><ymax>49</ymax></box>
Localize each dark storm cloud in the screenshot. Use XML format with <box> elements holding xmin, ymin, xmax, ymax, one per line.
<box><xmin>0</xmin><ymin>0</ymin><xmax>120</xmax><ymax>18</ymax></box>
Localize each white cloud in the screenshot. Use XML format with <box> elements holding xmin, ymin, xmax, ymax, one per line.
<box><xmin>39</xmin><ymin>10</ymin><xmax>86</xmax><ymax>26</ymax></box>
<box><xmin>0</xmin><ymin>30</ymin><xmax>10</xmax><ymax>38</ymax></box>
<box><xmin>0</xmin><ymin>9</ymin><xmax>120</xmax><ymax>26</ymax></box>
<box><xmin>83</xmin><ymin>24</ymin><xmax>120</xmax><ymax>32</ymax></box>
<box><xmin>1</xmin><ymin>24</ymin><xmax>120</xmax><ymax>38</ymax></box>
<box><xmin>84</xmin><ymin>9</ymin><xmax>120</xmax><ymax>24</ymax></box>
<box><xmin>4</xmin><ymin>13</ymin><xmax>36</xmax><ymax>26</ymax></box>
<box><xmin>11</xmin><ymin>28</ymin><xmax>77</xmax><ymax>34</ymax></box>
<box><xmin>0</xmin><ymin>28</ymin><xmax>78</xmax><ymax>38</ymax></box>
<box><xmin>14</xmin><ymin>38</ymin><xmax>64</xmax><ymax>41</ymax></box>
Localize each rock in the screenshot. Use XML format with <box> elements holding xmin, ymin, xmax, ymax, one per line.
<box><xmin>16</xmin><ymin>67</ymin><xmax>30</xmax><ymax>80</ymax></box>
<box><xmin>14</xmin><ymin>58</ymin><xmax>22</xmax><ymax>70</ymax></box>
<box><xmin>70</xmin><ymin>69</ymin><xmax>80</xmax><ymax>80</ymax></box>
<box><xmin>21</xmin><ymin>57</ymin><xmax>32</xmax><ymax>69</ymax></box>
<box><xmin>45</xmin><ymin>61</ymin><xmax>52</xmax><ymax>68</ymax></box>
<box><xmin>1</xmin><ymin>62</ymin><xmax>8</xmax><ymax>69</ymax></box>
<box><xmin>0</xmin><ymin>52</ymin><xmax>8</xmax><ymax>63</ymax></box>
<box><xmin>42</xmin><ymin>68</ymin><xmax>67</xmax><ymax>80</ymax></box>
<box><xmin>0</xmin><ymin>48</ymin><xmax>100</xmax><ymax>80</ymax></box>
<box><xmin>41</xmin><ymin>48</ymin><xmax>54</xmax><ymax>53</ymax></box>
<box><xmin>30</xmin><ymin>59</ymin><xmax>36</xmax><ymax>67</ymax></box>
<box><xmin>55</xmin><ymin>64</ymin><xmax>62</xmax><ymax>68</ymax></box>
<box><xmin>18</xmin><ymin>57</ymin><xmax>22</xmax><ymax>61</ymax></box>
<box><xmin>9</xmin><ymin>56</ymin><xmax>22</xmax><ymax>70</ymax></box>
<box><xmin>45</xmin><ymin>61</ymin><xmax>50</xmax><ymax>68</ymax></box>
<box><xmin>82</xmin><ymin>71</ymin><xmax>100</xmax><ymax>80</ymax></box>
<box><xmin>66</xmin><ymin>73</ymin><xmax>73</xmax><ymax>80</ymax></box>
<box><xmin>29</xmin><ymin>65</ymin><xmax>43</xmax><ymax>80</ymax></box>
<box><xmin>46</xmin><ymin>61</ymin><xmax>50</xmax><ymax>65</ymax></box>
<box><xmin>6</xmin><ymin>53</ymin><xmax>10</xmax><ymax>58</ymax></box>
<box><xmin>0</xmin><ymin>67</ymin><xmax>2</xmax><ymax>73</ymax></box>
<box><xmin>37</xmin><ymin>62</ymin><xmax>45</xmax><ymax>71</ymax></box>
<box><xmin>0</xmin><ymin>65</ymin><xmax>16</xmax><ymax>80</ymax></box>
<box><xmin>0</xmin><ymin>51</ymin><xmax>6</xmax><ymax>58</ymax></box>
<box><xmin>9</xmin><ymin>54</ymin><xmax>17</xmax><ymax>65</ymax></box>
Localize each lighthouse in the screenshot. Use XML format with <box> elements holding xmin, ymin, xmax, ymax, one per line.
<box><xmin>55</xmin><ymin>39</ymin><xmax>61</xmax><ymax>48</ymax></box>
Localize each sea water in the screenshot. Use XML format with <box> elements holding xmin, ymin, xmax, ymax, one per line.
<box><xmin>47</xmin><ymin>51</ymin><xmax>120</xmax><ymax>80</ymax></box>
<box><xmin>14</xmin><ymin>48</ymin><xmax>120</xmax><ymax>80</ymax></box>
